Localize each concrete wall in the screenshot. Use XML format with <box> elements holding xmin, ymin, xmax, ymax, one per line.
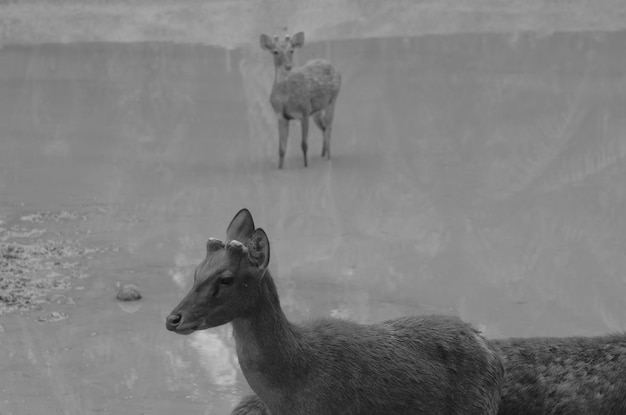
<box><xmin>1</xmin><ymin>0</ymin><xmax>625</xmax><ymax>48</ymax></box>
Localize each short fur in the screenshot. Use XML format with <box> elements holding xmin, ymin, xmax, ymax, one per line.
<box><xmin>231</xmin><ymin>395</ymin><xmax>268</xmax><ymax>415</ymax></box>
<box><xmin>166</xmin><ymin>209</ymin><xmax>504</xmax><ymax>415</ymax></box>
<box><xmin>493</xmin><ymin>335</ymin><xmax>626</xmax><ymax>415</ymax></box>
<box><xmin>260</xmin><ymin>32</ymin><xmax>341</xmax><ymax>168</ymax></box>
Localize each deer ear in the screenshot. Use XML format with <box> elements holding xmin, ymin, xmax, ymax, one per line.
<box><xmin>249</xmin><ymin>228</ymin><xmax>270</xmax><ymax>269</ymax></box>
<box><xmin>260</xmin><ymin>34</ymin><xmax>274</xmax><ymax>51</ymax></box>
<box><xmin>291</xmin><ymin>32</ymin><xmax>304</xmax><ymax>48</ymax></box>
<box><xmin>226</xmin><ymin>209</ymin><xmax>256</xmax><ymax>242</ymax></box>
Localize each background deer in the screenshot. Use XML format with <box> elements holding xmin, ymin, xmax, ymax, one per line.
<box><xmin>260</xmin><ymin>32</ymin><xmax>341</xmax><ymax>169</ymax></box>
<box><xmin>166</xmin><ymin>209</ymin><xmax>504</xmax><ymax>415</ymax></box>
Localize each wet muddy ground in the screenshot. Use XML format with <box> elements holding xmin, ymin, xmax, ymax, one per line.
<box><xmin>1</xmin><ymin>5</ymin><xmax>626</xmax><ymax>415</ymax></box>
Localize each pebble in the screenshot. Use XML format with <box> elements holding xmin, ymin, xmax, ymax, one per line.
<box><xmin>37</xmin><ymin>311</ymin><xmax>69</xmax><ymax>323</ymax></box>
<box><xmin>116</xmin><ymin>284</ymin><xmax>142</xmax><ymax>301</ymax></box>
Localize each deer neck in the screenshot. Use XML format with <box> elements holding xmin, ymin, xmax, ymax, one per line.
<box><xmin>231</xmin><ymin>271</ymin><xmax>303</xmax><ymax>395</ymax></box>
<box><xmin>273</xmin><ymin>65</ymin><xmax>293</xmax><ymax>88</ymax></box>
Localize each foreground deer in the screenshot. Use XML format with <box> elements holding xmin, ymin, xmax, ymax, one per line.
<box><xmin>492</xmin><ymin>335</ymin><xmax>626</xmax><ymax>414</ymax></box>
<box><xmin>206</xmin><ymin>333</ymin><xmax>626</xmax><ymax>415</ymax></box>
<box><xmin>166</xmin><ymin>209</ymin><xmax>504</xmax><ymax>415</ymax></box>
<box><xmin>260</xmin><ymin>32</ymin><xmax>341</xmax><ymax>169</ymax></box>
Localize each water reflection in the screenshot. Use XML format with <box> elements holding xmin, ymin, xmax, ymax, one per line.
<box><xmin>189</xmin><ymin>330</ymin><xmax>238</xmax><ymax>388</ymax></box>
<box><xmin>0</xmin><ymin>29</ymin><xmax>625</xmax><ymax>415</ymax></box>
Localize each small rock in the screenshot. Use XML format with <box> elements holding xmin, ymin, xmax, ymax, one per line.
<box><xmin>116</xmin><ymin>284</ymin><xmax>142</xmax><ymax>301</ymax></box>
<box><xmin>37</xmin><ymin>311</ymin><xmax>69</xmax><ymax>323</ymax></box>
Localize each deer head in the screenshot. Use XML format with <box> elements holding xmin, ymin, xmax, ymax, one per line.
<box><xmin>166</xmin><ymin>209</ymin><xmax>270</xmax><ymax>334</ymax></box>
<box><xmin>260</xmin><ymin>31</ymin><xmax>305</xmax><ymax>71</ymax></box>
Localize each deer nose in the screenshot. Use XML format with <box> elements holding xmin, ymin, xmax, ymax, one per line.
<box><xmin>166</xmin><ymin>313</ymin><xmax>182</xmax><ymax>330</ymax></box>
<box><xmin>285</xmin><ymin>64</ymin><xmax>292</xmax><ymax>70</ymax></box>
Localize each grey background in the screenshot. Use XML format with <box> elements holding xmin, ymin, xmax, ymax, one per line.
<box><xmin>1</xmin><ymin>1</ymin><xmax>625</xmax><ymax>414</ymax></box>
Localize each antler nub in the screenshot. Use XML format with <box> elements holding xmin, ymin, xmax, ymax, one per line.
<box><xmin>227</xmin><ymin>239</ymin><xmax>257</xmax><ymax>264</ymax></box>
<box><xmin>206</xmin><ymin>237</ymin><xmax>225</xmax><ymax>252</ymax></box>
<box><xmin>228</xmin><ymin>239</ymin><xmax>244</xmax><ymax>248</ymax></box>
<box><xmin>226</xmin><ymin>239</ymin><xmax>248</xmax><ymax>254</ymax></box>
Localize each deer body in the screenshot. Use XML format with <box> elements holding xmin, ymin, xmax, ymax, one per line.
<box><xmin>235</xmin><ymin>312</ymin><xmax>503</xmax><ymax>415</ymax></box>
<box><xmin>232</xmin><ymin>332</ymin><xmax>626</xmax><ymax>415</ymax></box>
<box><xmin>261</xmin><ymin>32</ymin><xmax>341</xmax><ymax>168</ymax></box>
<box><xmin>494</xmin><ymin>335</ymin><xmax>626</xmax><ymax>415</ymax></box>
<box><xmin>166</xmin><ymin>209</ymin><xmax>504</xmax><ymax>415</ymax></box>
<box><xmin>270</xmin><ymin>59</ymin><xmax>338</xmax><ymax>122</ymax></box>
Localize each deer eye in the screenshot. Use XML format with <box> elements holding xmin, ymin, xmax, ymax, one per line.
<box><xmin>219</xmin><ymin>275</ymin><xmax>234</xmax><ymax>286</ymax></box>
<box><xmin>272</xmin><ymin>50</ymin><xmax>279</xmax><ymax>55</ymax></box>
<box><xmin>211</xmin><ymin>274</ymin><xmax>234</xmax><ymax>298</ymax></box>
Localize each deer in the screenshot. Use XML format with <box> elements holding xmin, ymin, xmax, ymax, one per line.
<box><xmin>491</xmin><ymin>334</ymin><xmax>626</xmax><ymax>414</ymax></box>
<box><xmin>196</xmin><ymin>330</ymin><xmax>626</xmax><ymax>415</ymax></box>
<box><xmin>260</xmin><ymin>31</ymin><xmax>341</xmax><ymax>169</ymax></box>
<box><xmin>165</xmin><ymin>208</ymin><xmax>505</xmax><ymax>415</ymax></box>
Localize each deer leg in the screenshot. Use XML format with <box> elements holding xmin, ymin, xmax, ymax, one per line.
<box><xmin>313</xmin><ymin>112</ymin><xmax>325</xmax><ymax>131</ymax></box>
<box><xmin>300</xmin><ymin>116</ymin><xmax>309</xmax><ymax>167</ymax></box>
<box><xmin>313</xmin><ymin>112</ymin><xmax>327</xmax><ymax>157</ymax></box>
<box><xmin>278</xmin><ymin>117</ymin><xmax>289</xmax><ymax>169</ymax></box>
<box><xmin>322</xmin><ymin>101</ymin><xmax>336</xmax><ymax>160</ymax></box>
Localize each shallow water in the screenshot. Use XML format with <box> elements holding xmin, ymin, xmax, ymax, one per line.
<box><xmin>0</xmin><ymin>28</ymin><xmax>625</xmax><ymax>414</ymax></box>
